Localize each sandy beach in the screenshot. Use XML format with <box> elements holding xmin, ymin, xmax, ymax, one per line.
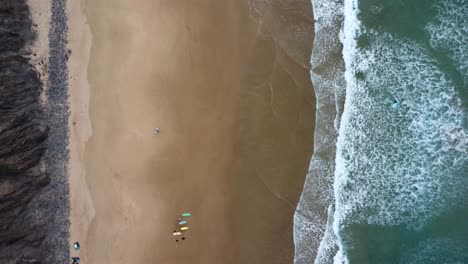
<box><xmin>68</xmin><ymin>0</ymin><xmax>314</xmax><ymax>263</ymax></box>
<box><xmin>67</xmin><ymin>0</ymin><xmax>94</xmax><ymax>262</ymax></box>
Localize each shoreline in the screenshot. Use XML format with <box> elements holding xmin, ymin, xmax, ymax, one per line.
<box><xmin>229</xmin><ymin>1</ymin><xmax>315</xmax><ymax>262</ymax></box>
<box><xmin>293</xmin><ymin>0</ymin><xmax>343</xmax><ymax>262</ymax></box>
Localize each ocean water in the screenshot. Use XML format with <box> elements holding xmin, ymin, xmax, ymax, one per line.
<box><xmin>295</xmin><ymin>0</ymin><xmax>468</xmax><ymax>263</ymax></box>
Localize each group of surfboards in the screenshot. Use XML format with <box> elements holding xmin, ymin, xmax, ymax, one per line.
<box><xmin>172</xmin><ymin>212</ymin><xmax>191</xmax><ymax>242</ymax></box>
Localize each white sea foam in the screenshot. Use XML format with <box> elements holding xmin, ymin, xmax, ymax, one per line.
<box><xmin>426</xmin><ymin>0</ymin><xmax>468</xmax><ymax>83</ymax></box>
<box><xmin>314</xmin><ymin>204</ymin><xmax>338</xmax><ymax>264</ymax></box>
<box><xmin>293</xmin><ymin>0</ymin><xmax>345</xmax><ymax>263</ymax></box>
<box><xmin>312</xmin><ymin>0</ymin><xmax>343</xmax><ymax>31</ymax></box>
<box><xmin>328</xmin><ymin>0</ymin><xmax>360</xmax><ymax>262</ymax></box>
<box><xmin>331</xmin><ymin>0</ymin><xmax>468</xmax><ymax>262</ymax></box>
<box><xmin>336</xmin><ymin>19</ymin><xmax>467</xmax><ymax>230</ymax></box>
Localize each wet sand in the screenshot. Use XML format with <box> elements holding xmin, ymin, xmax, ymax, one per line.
<box><xmin>69</xmin><ymin>0</ymin><xmax>314</xmax><ymax>263</ymax></box>
<box><xmin>230</xmin><ymin>2</ymin><xmax>315</xmax><ymax>263</ymax></box>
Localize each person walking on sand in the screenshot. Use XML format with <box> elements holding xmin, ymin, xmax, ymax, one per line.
<box><xmin>73</xmin><ymin>241</ymin><xmax>80</xmax><ymax>251</ymax></box>
<box><xmin>154</xmin><ymin>127</ymin><xmax>160</xmax><ymax>134</ymax></box>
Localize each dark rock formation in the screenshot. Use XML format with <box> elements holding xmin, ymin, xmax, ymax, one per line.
<box><xmin>0</xmin><ymin>1</ymin><xmax>50</xmax><ymax>263</ymax></box>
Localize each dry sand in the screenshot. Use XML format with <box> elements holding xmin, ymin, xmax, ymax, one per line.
<box><xmin>67</xmin><ymin>0</ymin><xmax>94</xmax><ymax>262</ymax></box>
<box><xmin>68</xmin><ymin>0</ymin><xmax>314</xmax><ymax>263</ymax></box>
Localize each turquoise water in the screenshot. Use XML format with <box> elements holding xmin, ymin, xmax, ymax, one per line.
<box><xmin>294</xmin><ymin>0</ymin><xmax>468</xmax><ymax>263</ymax></box>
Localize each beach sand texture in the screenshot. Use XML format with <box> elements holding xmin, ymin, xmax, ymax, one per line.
<box><xmin>69</xmin><ymin>0</ymin><xmax>314</xmax><ymax>263</ymax></box>
<box><xmin>68</xmin><ymin>0</ymin><xmax>94</xmax><ymax>262</ymax></box>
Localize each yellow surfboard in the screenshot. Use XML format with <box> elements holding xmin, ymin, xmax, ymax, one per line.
<box><xmin>180</xmin><ymin>227</ymin><xmax>189</xmax><ymax>231</ymax></box>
